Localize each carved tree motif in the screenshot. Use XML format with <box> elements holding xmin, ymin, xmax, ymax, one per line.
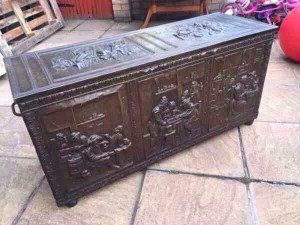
<box><xmin>50</xmin><ymin>125</ymin><xmax>132</xmax><ymax>179</ymax></box>
<box><xmin>173</xmin><ymin>21</ymin><xmax>224</xmax><ymax>40</ymax></box>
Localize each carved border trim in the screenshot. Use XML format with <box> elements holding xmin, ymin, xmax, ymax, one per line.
<box><xmin>23</xmin><ymin>111</ymin><xmax>67</xmax><ymax>200</ymax></box>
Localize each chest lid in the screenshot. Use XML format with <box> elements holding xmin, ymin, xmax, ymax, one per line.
<box><xmin>5</xmin><ymin>13</ymin><xmax>276</xmax><ymax>100</ymax></box>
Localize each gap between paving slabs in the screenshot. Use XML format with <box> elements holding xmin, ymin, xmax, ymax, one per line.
<box><xmin>11</xmin><ymin>176</ymin><xmax>46</xmax><ymax>225</ymax></box>
<box><xmin>11</xmin><ymin>123</ymin><xmax>300</xmax><ymax>225</ymax></box>
<box><xmin>129</xmin><ymin>125</ymin><xmax>300</xmax><ymax>224</ymax></box>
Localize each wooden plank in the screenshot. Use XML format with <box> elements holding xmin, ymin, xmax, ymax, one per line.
<box><xmin>0</xmin><ymin>30</ymin><xmax>12</xmax><ymax>56</ymax></box>
<box><xmin>10</xmin><ymin>1</ymin><xmax>34</xmax><ymax>36</ymax></box>
<box><xmin>0</xmin><ymin>5</ymin><xmax>44</xmax><ymax>30</ymax></box>
<box><xmin>0</xmin><ymin>0</ymin><xmax>37</xmax><ymax>17</ymax></box>
<box><xmin>3</xmin><ymin>15</ymin><xmax>48</xmax><ymax>42</ymax></box>
<box><xmin>38</xmin><ymin>0</ymin><xmax>55</xmax><ymax>23</ymax></box>
<box><xmin>48</xmin><ymin>0</ymin><xmax>65</xmax><ymax>25</ymax></box>
<box><xmin>0</xmin><ymin>0</ymin><xmax>64</xmax><ymax>56</ymax></box>
<box><xmin>12</xmin><ymin>20</ymin><xmax>63</xmax><ymax>54</ymax></box>
<box><xmin>0</xmin><ymin>0</ymin><xmax>14</xmax><ymax>14</ymax></box>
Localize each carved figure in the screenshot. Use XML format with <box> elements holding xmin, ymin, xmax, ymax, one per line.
<box><xmin>153</xmin><ymin>96</ymin><xmax>172</xmax><ymax>126</ymax></box>
<box><xmin>190</xmin><ymin>81</ymin><xmax>203</xmax><ymax>102</ymax></box>
<box><xmin>85</xmin><ymin>134</ymin><xmax>107</xmax><ymax>161</ymax></box>
<box><xmin>55</xmin><ymin>132</ymin><xmax>68</xmax><ymax>149</ymax></box>
<box><xmin>112</xmin><ymin>125</ymin><xmax>131</xmax><ymax>148</ymax></box>
<box><xmin>71</xmin><ymin>131</ymin><xmax>88</xmax><ymax>145</ymax></box>
<box><xmin>84</xmin><ymin>134</ymin><xmax>120</xmax><ymax>170</ymax></box>
<box><xmin>148</xmin><ymin>84</ymin><xmax>202</xmax><ymax>146</ymax></box>
<box><xmin>247</xmin><ymin>71</ymin><xmax>259</xmax><ymax>95</ymax></box>
<box><xmin>112</xmin><ymin>125</ymin><xmax>132</xmax><ymax>166</ymax></box>
<box><xmin>231</xmin><ymin>71</ymin><xmax>260</xmax><ymax>113</ymax></box>
<box><xmin>170</xmin><ymin>101</ymin><xmax>181</xmax><ymax>115</ymax></box>
<box><xmin>180</xmin><ymin>90</ymin><xmax>199</xmax><ymax>132</ymax></box>
<box><xmin>51</xmin><ymin>126</ymin><xmax>132</xmax><ymax>179</ymax></box>
<box><xmin>67</xmin><ymin>153</ymin><xmax>86</xmax><ymax>177</ymax></box>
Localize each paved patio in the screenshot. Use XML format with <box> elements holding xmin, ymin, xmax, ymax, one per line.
<box><xmin>0</xmin><ymin>19</ymin><xmax>300</xmax><ymax>225</ymax></box>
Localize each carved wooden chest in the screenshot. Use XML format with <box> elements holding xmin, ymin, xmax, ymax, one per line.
<box><xmin>5</xmin><ymin>13</ymin><xmax>277</xmax><ymax>207</ymax></box>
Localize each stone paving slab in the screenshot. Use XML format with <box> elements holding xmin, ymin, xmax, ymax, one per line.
<box><xmin>266</xmin><ymin>62</ymin><xmax>299</xmax><ymax>85</ymax></box>
<box><xmin>101</xmin><ymin>29</ymin><xmax>129</xmax><ymax>38</ymax></box>
<box><xmin>0</xmin><ymin>130</ymin><xmax>35</xmax><ymax>158</ymax></box>
<box><xmin>0</xmin><ymin>115</ymin><xmax>35</xmax><ymax>158</ymax></box>
<box><xmin>0</xmin><ymin>106</ymin><xmax>13</xmax><ymax>128</ymax></box>
<box><xmin>95</xmin><ymin>20</ymin><xmax>170</xmax><ymax>38</ymax></box>
<box><xmin>18</xmin><ymin>173</ymin><xmax>143</xmax><ymax>225</ymax></box>
<box><xmin>110</xmin><ymin>21</ymin><xmax>142</xmax><ymax>30</ymax></box>
<box><xmin>0</xmin><ymin>76</ymin><xmax>13</xmax><ymax>106</ymax></box>
<box><xmin>2</xmin><ymin>115</ymin><xmax>30</xmax><ymax>132</ymax></box>
<box><xmin>258</xmin><ymin>83</ymin><xmax>300</xmax><ymax>123</ymax></box>
<box><xmin>62</xmin><ymin>19</ymin><xmax>85</xmax><ymax>31</ymax></box>
<box><xmin>291</xmin><ymin>63</ymin><xmax>300</xmax><ymax>81</ymax></box>
<box><xmin>150</xmin><ymin>129</ymin><xmax>245</xmax><ymax>178</ymax></box>
<box><xmin>75</xmin><ymin>20</ymin><xmax>114</xmax><ymax>31</ymax></box>
<box><xmin>134</xmin><ymin>170</ymin><xmax>251</xmax><ymax>225</ymax></box>
<box><xmin>0</xmin><ymin>157</ymin><xmax>43</xmax><ymax>225</ymax></box>
<box><xmin>241</xmin><ymin>122</ymin><xmax>300</xmax><ymax>183</ymax></box>
<box><xmin>269</xmin><ymin>40</ymin><xmax>288</xmax><ymax>64</ymax></box>
<box><xmin>250</xmin><ymin>182</ymin><xmax>300</xmax><ymax>225</ymax></box>
<box><xmin>30</xmin><ymin>30</ymin><xmax>105</xmax><ymax>52</ymax></box>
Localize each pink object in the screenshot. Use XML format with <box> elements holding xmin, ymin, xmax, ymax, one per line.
<box><xmin>278</xmin><ymin>7</ymin><xmax>300</xmax><ymax>62</ymax></box>
<box><xmin>221</xmin><ymin>0</ymin><xmax>300</xmax><ymax>25</ymax></box>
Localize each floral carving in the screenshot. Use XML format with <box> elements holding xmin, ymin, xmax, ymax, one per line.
<box><xmin>173</xmin><ymin>21</ymin><xmax>224</xmax><ymax>40</ymax></box>
<box><xmin>50</xmin><ymin>125</ymin><xmax>132</xmax><ymax>179</ymax></box>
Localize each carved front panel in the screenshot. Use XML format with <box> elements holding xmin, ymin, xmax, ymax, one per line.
<box><xmin>138</xmin><ymin>62</ymin><xmax>209</xmax><ymax>157</ymax></box>
<box><xmin>40</xmin><ymin>85</ymin><xmax>133</xmax><ymax>189</ymax></box>
<box><xmin>208</xmin><ymin>45</ymin><xmax>265</xmax><ymax>131</ymax></box>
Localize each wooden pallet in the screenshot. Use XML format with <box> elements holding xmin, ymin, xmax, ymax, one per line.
<box><xmin>0</xmin><ymin>0</ymin><xmax>64</xmax><ymax>57</ymax></box>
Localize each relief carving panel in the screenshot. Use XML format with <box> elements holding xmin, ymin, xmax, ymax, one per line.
<box><xmin>52</xmin><ymin>40</ymin><xmax>136</xmax><ymax>70</ymax></box>
<box><xmin>173</xmin><ymin>21</ymin><xmax>225</xmax><ymax>40</ymax></box>
<box><xmin>208</xmin><ymin>46</ymin><xmax>264</xmax><ymax>131</ymax></box>
<box><xmin>50</xmin><ymin>125</ymin><xmax>132</xmax><ymax>179</ymax></box>
<box><xmin>41</xmin><ymin>85</ymin><xmax>133</xmax><ymax>184</ymax></box>
<box><xmin>231</xmin><ymin>71</ymin><xmax>260</xmax><ymax>114</ymax></box>
<box><xmin>138</xmin><ymin>62</ymin><xmax>209</xmax><ymax>157</ymax></box>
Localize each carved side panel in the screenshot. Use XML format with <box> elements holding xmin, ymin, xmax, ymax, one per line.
<box><xmin>39</xmin><ymin>85</ymin><xmax>133</xmax><ymax>190</ymax></box>
<box><xmin>138</xmin><ymin>62</ymin><xmax>209</xmax><ymax>157</ymax></box>
<box><xmin>208</xmin><ymin>45</ymin><xmax>267</xmax><ymax>131</ymax></box>
<box><xmin>249</xmin><ymin>41</ymin><xmax>273</xmax><ymax>111</ymax></box>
